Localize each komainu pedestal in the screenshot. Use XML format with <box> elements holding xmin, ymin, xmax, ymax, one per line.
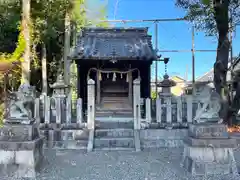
<box><xmin>0</xmin><ymin>83</ymin><xmax>44</xmax><ymax>178</ymax></box>
<box><xmin>0</xmin><ymin>122</ymin><xmax>44</xmax><ymax>178</ymax></box>
<box><xmin>182</xmin><ymin>123</ymin><xmax>238</xmax><ymax>176</ymax></box>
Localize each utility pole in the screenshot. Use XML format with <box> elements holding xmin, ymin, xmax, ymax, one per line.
<box><xmin>155</xmin><ymin>22</ymin><xmax>158</xmax><ymax>94</ymax></box>
<box><xmin>191</xmin><ymin>26</ymin><xmax>195</xmax><ymax>86</ymax></box>
<box><xmin>185</xmin><ymin>64</ymin><xmax>188</xmax><ymax>83</ymax></box>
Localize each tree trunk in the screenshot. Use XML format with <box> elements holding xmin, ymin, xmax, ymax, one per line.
<box><xmin>21</xmin><ymin>0</ymin><xmax>31</xmax><ymax>84</ymax></box>
<box><xmin>42</xmin><ymin>43</ymin><xmax>47</xmax><ymax>95</ymax></box>
<box><xmin>63</xmin><ymin>11</ymin><xmax>71</xmax><ymax>85</ymax></box>
<box><xmin>214</xmin><ymin>34</ymin><xmax>230</xmax><ymax>122</ymax></box>
<box><xmin>213</xmin><ymin>1</ymin><xmax>230</xmax><ymax>123</ymax></box>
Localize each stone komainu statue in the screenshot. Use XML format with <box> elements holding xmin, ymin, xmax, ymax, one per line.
<box><xmin>194</xmin><ymin>87</ymin><xmax>222</xmax><ymax>124</ymax></box>
<box><xmin>5</xmin><ymin>83</ymin><xmax>35</xmax><ymax>124</ymax></box>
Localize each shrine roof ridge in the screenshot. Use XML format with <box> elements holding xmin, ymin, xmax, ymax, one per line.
<box><xmin>79</xmin><ymin>27</ymin><xmax>151</xmax><ymax>37</ymax></box>
<box><xmin>81</xmin><ymin>27</ymin><xmax>149</xmax><ymax>32</ymax></box>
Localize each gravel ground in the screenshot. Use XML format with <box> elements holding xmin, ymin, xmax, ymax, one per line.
<box><xmin>1</xmin><ymin>147</ymin><xmax>240</xmax><ymax>180</ymax></box>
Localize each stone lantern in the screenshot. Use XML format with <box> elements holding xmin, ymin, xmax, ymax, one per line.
<box><xmin>50</xmin><ymin>74</ymin><xmax>70</xmax><ymax>98</ymax></box>
<box><xmin>157</xmin><ymin>74</ymin><xmax>176</xmax><ymax>97</ymax></box>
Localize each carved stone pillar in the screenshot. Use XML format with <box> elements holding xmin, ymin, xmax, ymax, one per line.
<box><xmin>87</xmin><ymin>79</ymin><xmax>95</xmax><ymax>130</ymax></box>
<box><xmin>133</xmin><ymin>78</ymin><xmax>141</xmax><ymax>130</ymax></box>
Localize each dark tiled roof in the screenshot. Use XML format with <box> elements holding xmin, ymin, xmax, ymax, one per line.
<box><xmin>71</xmin><ymin>27</ymin><xmax>157</xmax><ymax>61</ymax></box>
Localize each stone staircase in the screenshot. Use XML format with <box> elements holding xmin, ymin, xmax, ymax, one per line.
<box><xmin>93</xmin><ymin>121</ymin><xmax>136</xmax><ymax>151</ymax></box>
<box><xmin>96</xmin><ymin>96</ymin><xmax>133</xmax><ymax>117</ymax></box>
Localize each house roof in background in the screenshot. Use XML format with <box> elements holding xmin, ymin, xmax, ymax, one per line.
<box><xmin>196</xmin><ymin>68</ymin><xmax>214</xmax><ymax>82</ymax></box>
<box><xmin>170</xmin><ymin>75</ymin><xmax>185</xmax><ymax>81</ymax></box>
<box><xmin>195</xmin><ymin>54</ymin><xmax>240</xmax><ymax>83</ymax></box>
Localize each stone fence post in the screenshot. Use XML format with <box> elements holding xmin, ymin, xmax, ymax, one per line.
<box><xmin>87</xmin><ymin>79</ymin><xmax>95</xmax><ymax>130</ymax></box>
<box><xmin>76</xmin><ymin>98</ymin><xmax>83</xmax><ymax>126</ymax></box>
<box><xmin>133</xmin><ymin>78</ymin><xmax>141</xmax><ymax>130</ymax></box>
<box><xmin>145</xmin><ymin>98</ymin><xmax>151</xmax><ymax>123</ymax></box>
<box><xmin>156</xmin><ymin>98</ymin><xmax>162</xmax><ymax>123</ymax></box>
<box><xmin>34</xmin><ymin>98</ymin><xmax>40</xmax><ymax>124</ymax></box>
<box><xmin>66</xmin><ymin>93</ymin><xmax>72</xmax><ymax>125</ymax></box>
<box><xmin>186</xmin><ymin>95</ymin><xmax>193</xmax><ymax>123</ymax></box>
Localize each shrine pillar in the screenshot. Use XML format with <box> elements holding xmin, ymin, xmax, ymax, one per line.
<box><xmin>96</xmin><ymin>71</ymin><xmax>101</xmax><ymax>105</ymax></box>
<box><xmin>133</xmin><ymin>78</ymin><xmax>141</xmax><ymax>130</ymax></box>
<box><xmin>87</xmin><ymin>79</ymin><xmax>95</xmax><ymax>130</ymax></box>
<box><xmin>128</xmin><ymin>72</ymin><xmax>132</xmax><ymax>104</ymax></box>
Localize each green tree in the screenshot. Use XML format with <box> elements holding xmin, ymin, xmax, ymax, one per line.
<box><xmin>176</xmin><ymin>0</ymin><xmax>240</xmax><ymax>123</ymax></box>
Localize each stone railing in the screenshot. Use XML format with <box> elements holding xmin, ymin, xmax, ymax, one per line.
<box><xmin>35</xmin><ymin>78</ymin><xmax>198</xmax><ymax>130</ymax></box>
<box><xmin>34</xmin><ymin>79</ymin><xmax>96</xmax><ymax>130</ymax></box>
<box><xmin>133</xmin><ymin>79</ymin><xmax>198</xmax><ymax>129</ymax></box>
<box><xmin>34</xmin><ymin>94</ymin><xmax>85</xmax><ymax>129</ymax></box>
<box><xmin>138</xmin><ymin>96</ymin><xmax>197</xmax><ymax>127</ymax></box>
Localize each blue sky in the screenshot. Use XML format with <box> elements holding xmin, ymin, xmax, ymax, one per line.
<box><xmin>91</xmin><ymin>0</ymin><xmax>240</xmax><ymax>80</ymax></box>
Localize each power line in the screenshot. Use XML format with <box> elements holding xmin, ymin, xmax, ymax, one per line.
<box><xmin>97</xmin><ymin>18</ymin><xmax>186</xmax><ymax>23</ymax></box>
<box><xmin>157</xmin><ymin>49</ymin><xmax>218</xmax><ymax>53</ymax></box>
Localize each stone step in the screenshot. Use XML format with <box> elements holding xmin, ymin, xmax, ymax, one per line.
<box><xmin>95</xmin><ymin>121</ymin><xmax>134</xmax><ymax>129</ymax></box>
<box><xmin>94</xmin><ymin>147</ymin><xmax>135</xmax><ymax>151</ymax></box>
<box><xmin>95</xmin><ymin>117</ymin><xmax>133</xmax><ymax>122</ymax></box>
<box><xmin>95</xmin><ymin>113</ymin><xmax>133</xmax><ymax>118</ymax></box>
<box><xmin>99</xmin><ymin>105</ymin><xmax>132</xmax><ymax>110</ymax></box>
<box><xmin>94</xmin><ymin>137</ymin><xmax>135</xmax><ymax>148</ymax></box>
<box><xmin>101</xmin><ymin>97</ymin><xmax>129</xmax><ymax>100</ymax></box>
<box><xmin>101</xmin><ymin>93</ymin><xmax>128</xmax><ymax>97</ymax></box>
<box><xmin>101</xmin><ymin>97</ymin><xmax>129</xmax><ymax>101</ymax></box>
<box><xmin>95</xmin><ymin>129</ymin><xmax>134</xmax><ymax>138</ymax></box>
<box><xmin>96</xmin><ymin>108</ymin><xmax>133</xmax><ymax>112</ymax></box>
<box><xmin>101</xmin><ymin>100</ymin><xmax>129</xmax><ymax>104</ymax></box>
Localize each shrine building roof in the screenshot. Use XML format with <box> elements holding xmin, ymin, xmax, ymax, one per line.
<box><xmin>70</xmin><ymin>27</ymin><xmax>157</xmax><ymax>61</ymax></box>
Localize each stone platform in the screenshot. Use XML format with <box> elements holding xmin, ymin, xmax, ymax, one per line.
<box><xmin>182</xmin><ymin>123</ymin><xmax>238</xmax><ymax>176</ymax></box>
<box><xmin>0</xmin><ymin>123</ymin><xmax>44</xmax><ymax>179</ymax></box>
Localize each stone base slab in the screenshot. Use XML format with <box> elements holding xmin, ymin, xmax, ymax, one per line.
<box><xmin>0</xmin><ymin>123</ymin><xmax>39</xmax><ymax>141</ymax></box>
<box><xmin>0</xmin><ymin>137</ymin><xmax>44</xmax><ymax>178</ymax></box>
<box><xmin>141</xmin><ymin>139</ymin><xmax>184</xmax><ymax>148</ymax></box>
<box><xmin>189</xmin><ymin>123</ymin><xmax>229</xmax><ymax>139</ymax></box>
<box><xmin>0</xmin><ymin>137</ymin><xmax>44</xmax><ymax>151</ymax></box>
<box><xmin>184</xmin><ymin>137</ymin><xmax>237</xmax><ymax>148</ymax></box>
<box><xmin>182</xmin><ymin>145</ymin><xmax>238</xmax><ymax>176</ymax></box>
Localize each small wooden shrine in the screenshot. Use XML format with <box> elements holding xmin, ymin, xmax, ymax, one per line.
<box><xmin>70</xmin><ymin>27</ymin><xmax>157</xmax><ymax>111</ymax></box>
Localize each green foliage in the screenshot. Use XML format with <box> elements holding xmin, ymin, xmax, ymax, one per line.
<box><xmin>151</xmin><ymin>91</ymin><xmax>157</xmax><ymax>99</ymax></box>
<box><xmin>0</xmin><ymin>23</ymin><xmax>26</xmax><ymax>90</ymax></box>
<box><xmin>176</xmin><ymin>0</ymin><xmax>240</xmax><ymax>35</ymax></box>
<box><xmin>0</xmin><ymin>0</ymin><xmax>21</xmax><ymax>53</ymax></box>
<box><xmin>0</xmin><ymin>0</ymin><xmax>109</xmax><ymax>94</ymax></box>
